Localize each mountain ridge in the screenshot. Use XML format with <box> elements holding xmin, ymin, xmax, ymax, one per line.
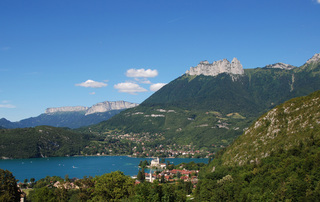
<box><xmin>0</xmin><ymin>100</ymin><xmax>138</xmax><ymax>129</ymax></box>
<box><xmin>185</xmin><ymin>57</ymin><xmax>244</xmax><ymax>76</ymax></box>
<box><xmin>45</xmin><ymin>100</ymin><xmax>138</xmax><ymax>115</ymax></box>
<box><xmin>85</xmin><ymin>53</ymin><xmax>320</xmax><ymax>150</ymax></box>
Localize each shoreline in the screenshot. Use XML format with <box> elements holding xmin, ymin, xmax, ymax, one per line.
<box><xmin>1</xmin><ymin>154</ymin><xmax>208</xmax><ymax>161</ymax></box>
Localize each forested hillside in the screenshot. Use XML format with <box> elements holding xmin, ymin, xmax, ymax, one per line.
<box><xmin>195</xmin><ymin>90</ymin><xmax>320</xmax><ymax>201</ymax></box>
<box><xmin>0</xmin><ymin>126</ymin><xmax>91</xmax><ymax>159</ymax></box>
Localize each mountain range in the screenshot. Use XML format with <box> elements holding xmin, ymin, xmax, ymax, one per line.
<box><xmin>84</xmin><ymin>53</ymin><xmax>320</xmax><ymax>150</ymax></box>
<box><xmin>0</xmin><ymin>101</ymin><xmax>138</xmax><ymax>129</ymax></box>
<box><xmin>1</xmin><ymin>53</ymin><xmax>320</xmax><ymax>163</ymax></box>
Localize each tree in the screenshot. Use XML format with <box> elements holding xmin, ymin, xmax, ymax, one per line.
<box><xmin>160</xmin><ymin>175</ymin><xmax>166</xmax><ymax>183</ymax></box>
<box><xmin>137</xmin><ymin>170</ymin><xmax>143</xmax><ymax>182</ymax></box>
<box><xmin>0</xmin><ymin>169</ymin><xmax>20</xmax><ymax>202</ymax></box>
<box><xmin>30</xmin><ymin>178</ymin><xmax>35</xmax><ymax>187</ymax></box>
<box><xmin>64</xmin><ymin>174</ymin><xmax>70</xmax><ymax>183</ymax></box>
<box><xmin>28</xmin><ymin>186</ymin><xmax>57</xmax><ymax>201</ymax></box>
<box><xmin>176</xmin><ymin>171</ymin><xmax>181</xmax><ymax>179</ymax></box>
<box><xmin>91</xmin><ymin>171</ymin><xmax>135</xmax><ymax>201</ymax></box>
<box><xmin>137</xmin><ymin>169</ymin><xmax>145</xmax><ymax>182</ymax></box>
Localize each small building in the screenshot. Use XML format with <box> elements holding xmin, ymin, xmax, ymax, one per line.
<box><xmin>150</xmin><ymin>157</ymin><xmax>160</xmax><ymax>167</ymax></box>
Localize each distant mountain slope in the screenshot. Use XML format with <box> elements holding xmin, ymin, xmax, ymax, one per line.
<box><xmin>0</xmin><ymin>126</ymin><xmax>91</xmax><ymax>159</ymax></box>
<box><xmin>195</xmin><ymin>90</ymin><xmax>320</xmax><ymax>201</ymax></box>
<box><xmin>0</xmin><ymin>118</ymin><xmax>15</xmax><ymax>129</ymax></box>
<box><xmin>86</xmin><ymin>53</ymin><xmax>320</xmax><ymax>149</ymax></box>
<box><xmin>142</xmin><ymin>54</ymin><xmax>320</xmax><ymax>116</ymax></box>
<box><xmin>0</xmin><ymin>101</ymin><xmax>138</xmax><ymax>129</ymax></box>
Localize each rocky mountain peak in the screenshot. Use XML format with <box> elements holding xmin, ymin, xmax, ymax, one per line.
<box><xmin>186</xmin><ymin>57</ymin><xmax>244</xmax><ymax>77</ymax></box>
<box><xmin>45</xmin><ymin>101</ymin><xmax>138</xmax><ymax>115</ymax></box>
<box><xmin>85</xmin><ymin>101</ymin><xmax>139</xmax><ymax>115</ymax></box>
<box><xmin>306</xmin><ymin>53</ymin><xmax>320</xmax><ymax>64</ymax></box>
<box><xmin>263</xmin><ymin>62</ymin><xmax>296</xmax><ymax>70</ymax></box>
<box><xmin>46</xmin><ymin>106</ymin><xmax>88</xmax><ymax>114</ymax></box>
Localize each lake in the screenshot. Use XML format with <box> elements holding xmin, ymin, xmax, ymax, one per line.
<box><xmin>0</xmin><ymin>156</ymin><xmax>208</xmax><ymax>182</ymax></box>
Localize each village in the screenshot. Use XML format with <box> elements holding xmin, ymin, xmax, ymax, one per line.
<box><xmin>133</xmin><ymin>157</ymin><xmax>205</xmax><ymax>186</ymax></box>
<box><xmin>82</xmin><ymin>131</ymin><xmax>216</xmax><ymax>159</ymax></box>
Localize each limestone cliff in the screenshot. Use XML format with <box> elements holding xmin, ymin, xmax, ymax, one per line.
<box><xmin>85</xmin><ymin>101</ymin><xmax>139</xmax><ymax>115</ymax></box>
<box><xmin>263</xmin><ymin>62</ymin><xmax>296</xmax><ymax>70</ymax></box>
<box><xmin>306</xmin><ymin>53</ymin><xmax>320</xmax><ymax>64</ymax></box>
<box><xmin>46</xmin><ymin>101</ymin><xmax>138</xmax><ymax>115</ymax></box>
<box><xmin>46</xmin><ymin>106</ymin><xmax>88</xmax><ymax>114</ymax></box>
<box><xmin>185</xmin><ymin>58</ymin><xmax>244</xmax><ymax>76</ymax></box>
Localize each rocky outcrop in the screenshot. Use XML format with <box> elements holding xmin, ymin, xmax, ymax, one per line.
<box><xmin>306</xmin><ymin>53</ymin><xmax>320</xmax><ymax>64</ymax></box>
<box><xmin>46</xmin><ymin>106</ymin><xmax>88</xmax><ymax>114</ymax></box>
<box><xmin>263</xmin><ymin>63</ymin><xmax>296</xmax><ymax>70</ymax></box>
<box><xmin>85</xmin><ymin>101</ymin><xmax>138</xmax><ymax>115</ymax></box>
<box><xmin>186</xmin><ymin>58</ymin><xmax>244</xmax><ymax>76</ymax></box>
<box><xmin>46</xmin><ymin>101</ymin><xmax>138</xmax><ymax>115</ymax></box>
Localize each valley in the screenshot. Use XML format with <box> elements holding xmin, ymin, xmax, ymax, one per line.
<box><xmin>1</xmin><ymin>53</ymin><xmax>320</xmax><ymax>160</ymax></box>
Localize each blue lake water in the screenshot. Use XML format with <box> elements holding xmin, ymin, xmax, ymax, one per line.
<box><xmin>0</xmin><ymin>156</ymin><xmax>208</xmax><ymax>182</ymax></box>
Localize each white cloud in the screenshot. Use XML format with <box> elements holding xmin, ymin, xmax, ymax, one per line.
<box><xmin>114</xmin><ymin>82</ymin><xmax>148</xmax><ymax>94</ymax></box>
<box><xmin>318</xmin><ymin>0</ymin><xmax>320</xmax><ymax>3</ymax></box>
<box><xmin>75</xmin><ymin>80</ymin><xmax>107</xmax><ymax>88</ymax></box>
<box><xmin>89</xmin><ymin>92</ymin><xmax>96</xmax><ymax>95</ymax></box>
<box><xmin>135</xmin><ymin>78</ymin><xmax>152</xmax><ymax>84</ymax></box>
<box><xmin>0</xmin><ymin>104</ymin><xmax>15</xmax><ymax>108</ymax></box>
<box><xmin>150</xmin><ymin>83</ymin><xmax>167</xmax><ymax>92</ymax></box>
<box><xmin>126</xmin><ymin>68</ymin><xmax>158</xmax><ymax>78</ymax></box>
<box><xmin>0</xmin><ymin>101</ymin><xmax>16</xmax><ymax>108</ymax></box>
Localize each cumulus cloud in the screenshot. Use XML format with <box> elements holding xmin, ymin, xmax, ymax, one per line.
<box><xmin>135</xmin><ymin>78</ymin><xmax>152</xmax><ymax>84</ymax></box>
<box><xmin>150</xmin><ymin>83</ymin><xmax>167</xmax><ymax>92</ymax></box>
<box><xmin>114</xmin><ymin>82</ymin><xmax>148</xmax><ymax>94</ymax></box>
<box><xmin>75</xmin><ymin>80</ymin><xmax>107</xmax><ymax>88</ymax></box>
<box><xmin>0</xmin><ymin>101</ymin><xmax>16</xmax><ymax>108</ymax></box>
<box><xmin>126</xmin><ymin>68</ymin><xmax>158</xmax><ymax>78</ymax></box>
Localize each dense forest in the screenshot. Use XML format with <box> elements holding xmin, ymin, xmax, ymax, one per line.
<box><xmin>196</xmin><ymin>140</ymin><xmax>320</xmax><ymax>201</ymax></box>
<box><xmin>0</xmin><ymin>126</ymin><xmax>92</xmax><ymax>159</ymax></box>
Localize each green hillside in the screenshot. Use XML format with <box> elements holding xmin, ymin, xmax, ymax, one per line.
<box><xmin>221</xmin><ymin>90</ymin><xmax>320</xmax><ymax>166</ymax></box>
<box><xmin>0</xmin><ymin>126</ymin><xmax>91</xmax><ymax>159</ymax></box>
<box><xmin>84</xmin><ymin>57</ymin><xmax>320</xmax><ymax>150</ymax></box>
<box><xmin>195</xmin><ymin>90</ymin><xmax>320</xmax><ymax>201</ymax></box>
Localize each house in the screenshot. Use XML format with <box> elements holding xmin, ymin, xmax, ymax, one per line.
<box><xmin>160</xmin><ymin>163</ymin><xmax>166</xmax><ymax>169</ymax></box>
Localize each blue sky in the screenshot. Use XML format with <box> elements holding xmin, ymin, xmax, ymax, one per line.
<box><xmin>1</xmin><ymin>0</ymin><xmax>320</xmax><ymax>121</ymax></box>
